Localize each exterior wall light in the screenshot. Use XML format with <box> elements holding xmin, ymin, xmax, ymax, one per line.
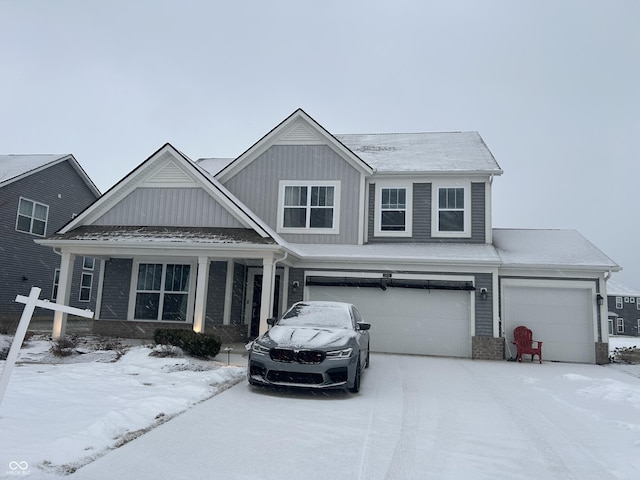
<box><xmin>480</xmin><ymin>288</ymin><xmax>488</xmax><ymax>301</ymax></box>
<box><xmin>597</xmin><ymin>294</ymin><xmax>604</xmax><ymax>306</ymax></box>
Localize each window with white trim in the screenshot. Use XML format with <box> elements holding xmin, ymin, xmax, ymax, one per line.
<box><xmin>83</xmin><ymin>257</ymin><xmax>95</xmax><ymax>270</ymax></box>
<box><xmin>16</xmin><ymin>197</ymin><xmax>49</xmax><ymax>236</ymax></box>
<box><xmin>617</xmin><ymin>318</ymin><xmax>624</xmax><ymax>333</ymax></box>
<box><xmin>630</xmin><ymin>297</ymin><xmax>636</xmax><ymax>304</ymax></box>
<box><xmin>625</xmin><ymin>297</ymin><xmax>630</xmax><ymax>303</ymax></box>
<box><xmin>278</xmin><ymin>181</ymin><xmax>340</xmax><ymax>234</ymax></box>
<box><xmin>52</xmin><ymin>269</ymin><xmax>60</xmax><ymax>300</ymax></box>
<box><xmin>432</xmin><ymin>182</ymin><xmax>470</xmax><ymax>237</ymax></box>
<box><xmin>134</xmin><ymin>263</ymin><xmax>191</xmax><ymax>321</ymax></box>
<box><xmin>79</xmin><ymin>273</ymin><xmax>92</xmax><ymax>302</ymax></box>
<box><xmin>616</xmin><ymin>297</ymin><xmax>623</xmax><ymax>309</ymax></box>
<box><xmin>636</xmin><ymin>300</ymin><xmax>640</xmax><ymax>311</ymax></box>
<box><xmin>375</xmin><ymin>183</ymin><xmax>412</xmax><ymax>237</ymax></box>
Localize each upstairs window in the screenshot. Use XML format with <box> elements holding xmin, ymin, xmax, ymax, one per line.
<box><xmin>637</xmin><ymin>300</ymin><xmax>640</xmax><ymax>311</ymax></box>
<box><xmin>278</xmin><ymin>181</ymin><xmax>340</xmax><ymax>234</ymax></box>
<box><xmin>616</xmin><ymin>297</ymin><xmax>623</xmax><ymax>309</ymax></box>
<box><xmin>432</xmin><ymin>183</ymin><xmax>470</xmax><ymax>238</ymax></box>
<box><xmin>374</xmin><ymin>183</ymin><xmax>412</xmax><ymax>237</ymax></box>
<box><xmin>16</xmin><ymin>197</ymin><xmax>49</xmax><ymax>236</ymax></box>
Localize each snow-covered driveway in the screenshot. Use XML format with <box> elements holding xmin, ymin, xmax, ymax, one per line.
<box><xmin>70</xmin><ymin>354</ymin><xmax>639</xmax><ymax>480</ymax></box>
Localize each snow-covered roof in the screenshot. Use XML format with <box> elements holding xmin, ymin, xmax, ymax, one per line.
<box><xmin>335</xmin><ymin>132</ymin><xmax>503</xmax><ymax>175</ymax></box>
<box><xmin>288</xmin><ymin>242</ymin><xmax>502</xmax><ymax>265</ymax></box>
<box><xmin>0</xmin><ymin>154</ymin><xmax>69</xmax><ymax>185</ymax></box>
<box><xmin>493</xmin><ymin>229</ymin><xmax>620</xmax><ymax>271</ymax></box>
<box><xmin>606</xmin><ymin>279</ymin><xmax>640</xmax><ymax>297</ymax></box>
<box><xmin>196</xmin><ymin>157</ymin><xmax>234</xmax><ymax>177</ymax></box>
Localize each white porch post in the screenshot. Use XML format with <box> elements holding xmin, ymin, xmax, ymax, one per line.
<box><xmin>53</xmin><ymin>251</ymin><xmax>75</xmax><ymax>339</ymax></box>
<box><xmin>193</xmin><ymin>256</ymin><xmax>210</xmax><ymax>333</ymax></box>
<box><xmin>259</xmin><ymin>254</ymin><xmax>275</xmax><ymax>336</ymax></box>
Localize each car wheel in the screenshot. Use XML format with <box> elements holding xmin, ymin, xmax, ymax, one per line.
<box><xmin>349</xmin><ymin>356</ymin><xmax>361</xmax><ymax>393</ymax></box>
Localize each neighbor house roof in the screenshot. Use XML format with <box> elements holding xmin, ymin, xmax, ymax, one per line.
<box><xmin>606</xmin><ymin>279</ymin><xmax>640</xmax><ymax>297</ymax></box>
<box><xmin>0</xmin><ymin>154</ymin><xmax>101</xmax><ymax>196</ymax></box>
<box><xmin>493</xmin><ymin>229</ymin><xmax>620</xmax><ymax>271</ymax></box>
<box><xmin>335</xmin><ymin>132</ymin><xmax>503</xmax><ymax>175</ymax></box>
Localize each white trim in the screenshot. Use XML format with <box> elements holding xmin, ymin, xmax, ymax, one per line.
<box><xmin>127</xmin><ymin>258</ymin><xmax>197</xmax><ymax>322</ymax></box>
<box><xmin>431</xmin><ymin>180</ymin><xmax>471</xmax><ymax>238</ymax></box>
<box><xmin>276</xmin><ymin>180</ymin><xmax>341</xmax><ymax>235</ymax></box>
<box><xmin>82</xmin><ymin>256</ymin><xmax>95</xmax><ymax>270</ymax></box>
<box><xmin>95</xmin><ymin>259</ymin><xmax>105</xmax><ymax>320</ymax></box>
<box><xmin>358</xmin><ymin>173</ymin><xmax>367</xmax><ymax>244</ymax></box>
<box><xmin>373</xmin><ymin>181</ymin><xmax>413</xmax><ymax>238</ymax></box>
<box><xmin>617</xmin><ymin>317</ymin><xmax>625</xmax><ymax>333</ymax></box>
<box><xmin>616</xmin><ymin>296</ymin><xmax>623</xmax><ymax>309</ymax></box>
<box><xmin>223</xmin><ymin>260</ymin><xmax>234</xmax><ymax>325</ymax></box>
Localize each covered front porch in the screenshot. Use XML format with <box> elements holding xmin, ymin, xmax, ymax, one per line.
<box><xmin>39</xmin><ymin>226</ymin><xmax>292</xmax><ymax>341</ymax></box>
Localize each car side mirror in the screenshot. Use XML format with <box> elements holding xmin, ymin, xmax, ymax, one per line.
<box><xmin>357</xmin><ymin>322</ymin><xmax>371</xmax><ymax>331</ymax></box>
<box><xmin>266</xmin><ymin>317</ymin><xmax>277</xmax><ymax>327</ymax></box>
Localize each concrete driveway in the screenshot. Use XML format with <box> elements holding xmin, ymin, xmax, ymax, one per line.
<box><xmin>70</xmin><ymin>354</ymin><xmax>639</xmax><ymax>480</ymax></box>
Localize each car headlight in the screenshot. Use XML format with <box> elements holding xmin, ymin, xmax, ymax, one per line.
<box><xmin>326</xmin><ymin>347</ymin><xmax>353</xmax><ymax>360</ymax></box>
<box><xmin>251</xmin><ymin>342</ymin><xmax>270</xmax><ymax>355</ymax></box>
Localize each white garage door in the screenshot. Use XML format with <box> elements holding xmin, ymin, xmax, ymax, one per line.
<box><xmin>308</xmin><ymin>286</ymin><xmax>471</xmax><ymax>357</ymax></box>
<box><xmin>502</xmin><ymin>285</ymin><xmax>595</xmax><ymax>363</ymax></box>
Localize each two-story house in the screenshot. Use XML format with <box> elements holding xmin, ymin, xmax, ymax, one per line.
<box><xmin>0</xmin><ymin>154</ymin><xmax>101</xmax><ymax>332</ymax></box>
<box><xmin>607</xmin><ymin>279</ymin><xmax>640</xmax><ymax>336</ymax></box>
<box><xmin>37</xmin><ymin>109</ymin><xmax>619</xmax><ymax>363</ymax></box>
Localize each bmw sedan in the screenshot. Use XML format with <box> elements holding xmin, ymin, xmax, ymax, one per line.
<box><xmin>247</xmin><ymin>301</ymin><xmax>371</xmax><ymax>393</ymax></box>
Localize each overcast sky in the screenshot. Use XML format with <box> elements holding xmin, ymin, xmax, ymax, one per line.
<box><xmin>1</xmin><ymin>0</ymin><xmax>638</xmax><ymax>290</ymax></box>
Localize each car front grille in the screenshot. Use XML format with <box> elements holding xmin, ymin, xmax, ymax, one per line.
<box><xmin>270</xmin><ymin>348</ymin><xmax>326</xmax><ymax>364</ymax></box>
<box><xmin>267</xmin><ymin>370</ymin><xmax>324</xmax><ymax>385</ymax></box>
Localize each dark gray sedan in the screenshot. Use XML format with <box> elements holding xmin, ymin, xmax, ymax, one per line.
<box><xmin>247</xmin><ymin>301</ymin><xmax>371</xmax><ymax>392</ymax></box>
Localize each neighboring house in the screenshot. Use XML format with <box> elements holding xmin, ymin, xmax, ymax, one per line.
<box><xmin>606</xmin><ymin>279</ymin><xmax>640</xmax><ymax>336</ymax></box>
<box><xmin>38</xmin><ymin>109</ymin><xmax>619</xmax><ymax>363</ymax></box>
<box><xmin>0</xmin><ymin>154</ymin><xmax>101</xmax><ymax>331</ymax></box>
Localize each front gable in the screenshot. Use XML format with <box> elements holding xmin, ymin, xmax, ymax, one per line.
<box><xmin>59</xmin><ymin>144</ymin><xmax>272</xmax><ymax>238</ymax></box>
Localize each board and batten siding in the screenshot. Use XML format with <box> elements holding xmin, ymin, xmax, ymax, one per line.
<box><xmin>99</xmin><ymin>258</ymin><xmax>132</xmax><ymax>320</ymax></box>
<box><xmin>222</xmin><ymin>145</ymin><xmax>362</xmax><ymax>244</ymax></box>
<box><xmin>94</xmin><ymin>188</ymin><xmax>244</xmax><ymax>227</ymax></box>
<box><xmin>367</xmin><ymin>182</ymin><xmax>486</xmax><ymax>243</ymax></box>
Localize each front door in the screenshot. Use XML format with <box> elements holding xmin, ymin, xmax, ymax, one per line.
<box><xmin>248</xmin><ymin>273</ymin><xmax>281</xmax><ymax>338</ymax></box>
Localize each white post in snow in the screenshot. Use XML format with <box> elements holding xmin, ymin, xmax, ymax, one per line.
<box><xmin>0</xmin><ymin>287</ymin><xmax>94</xmax><ymax>409</ymax></box>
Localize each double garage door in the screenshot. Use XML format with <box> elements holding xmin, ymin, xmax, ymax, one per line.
<box><xmin>308</xmin><ymin>285</ymin><xmax>472</xmax><ymax>358</ymax></box>
<box><xmin>502</xmin><ymin>281</ymin><xmax>596</xmax><ymax>363</ymax></box>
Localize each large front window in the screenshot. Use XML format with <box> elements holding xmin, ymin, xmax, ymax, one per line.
<box><xmin>432</xmin><ymin>183</ymin><xmax>470</xmax><ymax>238</ymax></box>
<box><xmin>134</xmin><ymin>263</ymin><xmax>191</xmax><ymax>321</ymax></box>
<box><xmin>16</xmin><ymin>197</ymin><xmax>49</xmax><ymax>236</ymax></box>
<box><xmin>278</xmin><ymin>181</ymin><xmax>340</xmax><ymax>234</ymax></box>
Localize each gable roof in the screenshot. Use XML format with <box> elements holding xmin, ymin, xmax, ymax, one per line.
<box><xmin>335</xmin><ymin>132</ymin><xmax>503</xmax><ymax>175</ymax></box>
<box><xmin>606</xmin><ymin>279</ymin><xmax>640</xmax><ymax>297</ymax></box>
<box><xmin>215</xmin><ymin>109</ymin><xmax>374</xmax><ymax>182</ymax></box>
<box><xmin>0</xmin><ymin>154</ymin><xmax>100</xmax><ymax>195</ymax></box>
<box><xmin>57</xmin><ymin>143</ymin><xmax>277</xmax><ymax>240</ymax></box>
<box><xmin>493</xmin><ymin>229</ymin><xmax>620</xmax><ymax>271</ymax></box>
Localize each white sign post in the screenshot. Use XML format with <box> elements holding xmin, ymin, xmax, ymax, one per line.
<box><xmin>0</xmin><ymin>287</ymin><xmax>94</xmax><ymax>408</ymax></box>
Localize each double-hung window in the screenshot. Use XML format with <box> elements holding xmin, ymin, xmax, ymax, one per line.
<box><xmin>375</xmin><ymin>183</ymin><xmax>412</xmax><ymax>237</ymax></box>
<box><xmin>432</xmin><ymin>182</ymin><xmax>470</xmax><ymax>238</ymax></box>
<box><xmin>79</xmin><ymin>273</ymin><xmax>93</xmax><ymax>302</ymax></box>
<box><xmin>617</xmin><ymin>318</ymin><xmax>625</xmax><ymax>333</ymax></box>
<box><xmin>278</xmin><ymin>181</ymin><xmax>340</xmax><ymax>234</ymax></box>
<box><xmin>616</xmin><ymin>297</ymin><xmax>623</xmax><ymax>309</ymax></box>
<box><xmin>133</xmin><ymin>263</ymin><xmax>192</xmax><ymax>321</ymax></box>
<box><xmin>16</xmin><ymin>197</ymin><xmax>49</xmax><ymax>236</ymax></box>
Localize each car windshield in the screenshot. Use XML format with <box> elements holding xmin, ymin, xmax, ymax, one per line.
<box><xmin>278</xmin><ymin>302</ymin><xmax>353</xmax><ymax>329</ymax></box>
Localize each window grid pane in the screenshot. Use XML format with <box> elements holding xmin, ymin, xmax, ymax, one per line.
<box><xmin>283</xmin><ymin>185</ymin><xmax>335</xmax><ymax>229</ymax></box>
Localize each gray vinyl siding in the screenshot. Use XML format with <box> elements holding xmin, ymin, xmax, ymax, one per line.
<box><xmin>367</xmin><ymin>182</ymin><xmax>486</xmax><ymax>244</ymax></box>
<box><xmin>287</xmin><ymin>268</ymin><xmax>305</xmax><ymax>306</ymax></box>
<box><xmin>0</xmin><ymin>160</ymin><xmax>99</xmax><ymax>321</ymax></box>
<box><xmin>474</xmin><ymin>273</ymin><xmax>493</xmax><ymax>337</ymax></box>
<box><xmin>99</xmin><ymin>258</ymin><xmax>132</xmax><ymax>320</ymax></box>
<box><xmin>222</xmin><ymin>145</ymin><xmax>361</xmax><ymax>244</ymax></box>
<box><xmin>94</xmin><ymin>187</ymin><xmax>244</xmax><ymax>227</ymax></box>
<box><xmin>205</xmin><ymin>261</ymin><xmax>228</xmax><ymax>325</ymax></box>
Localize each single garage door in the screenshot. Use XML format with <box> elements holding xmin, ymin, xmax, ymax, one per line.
<box><xmin>308</xmin><ymin>285</ymin><xmax>472</xmax><ymax>357</ymax></box>
<box><xmin>502</xmin><ymin>285</ymin><xmax>595</xmax><ymax>363</ymax></box>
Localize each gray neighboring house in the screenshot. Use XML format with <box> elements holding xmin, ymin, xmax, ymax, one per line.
<box><xmin>607</xmin><ymin>279</ymin><xmax>640</xmax><ymax>336</ymax></box>
<box><xmin>0</xmin><ymin>154</ymin><xmax>101</xmax><ymax>331</ymax></box>
<box><xmin>38</xmin><ymin>109</ymin><xmax>620</xmax><ymax>363</ymax></box>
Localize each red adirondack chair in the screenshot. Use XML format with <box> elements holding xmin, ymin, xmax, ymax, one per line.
<box><xmin>512</xmin><ymin>326</ymin><xmax>542</xmax><ymax>363</ymax></box>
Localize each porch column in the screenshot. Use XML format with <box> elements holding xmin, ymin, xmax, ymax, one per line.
<box><xmin>259</xmin><ymin>254</ymin><xmax>275</xmax><ymax>336</ymax></box>
<box><xmin>193</xmin><ymin>256</ymin><xmax>210</xmax><ymax>333</ymax></box>
<box><xmin>52</xmin><ymin>251</ymin><xmax>75</xmax><ymax>339</ymax></box>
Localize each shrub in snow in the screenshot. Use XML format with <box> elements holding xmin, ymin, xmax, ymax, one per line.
<box><xmin>611</xmin><ymin>346</ymin><xmax>640</xmax><ymax>365</ymax></box>
<box><xmin>50</xmin><ymin>335</ymin><xmax>79</xmax><ymax>357</ymax></box>
<box><xmin>153</xmin><ymin>329</ymin><xmax>221</xmax><ymax>359</ymax></box>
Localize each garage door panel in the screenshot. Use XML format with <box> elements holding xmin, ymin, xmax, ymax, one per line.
<box><xmin>308</xmin><ymin>285</ymin><xmax>471</xmax><ymax>357</ymax></box>
<box><xmin>503</xmin><ymin>286</ymin><xmax>594</xmax><ymax>363</ymax></box>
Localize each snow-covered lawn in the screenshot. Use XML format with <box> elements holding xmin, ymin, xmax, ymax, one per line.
<box><xmin>0</xmin><ymin>334</ymin><xmax>639</xmax><ymax>479</ymax></box>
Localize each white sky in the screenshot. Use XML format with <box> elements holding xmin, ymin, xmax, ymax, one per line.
<box><xmin>1</xmin><ymin>0</ymin><xmax>638</xmax><ymax>289</ymax></box>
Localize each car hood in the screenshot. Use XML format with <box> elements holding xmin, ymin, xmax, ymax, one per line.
<box><xmin>259</xmin><ymin>325</ymin><xmax>357</xmax><ymax>350</ymax></box>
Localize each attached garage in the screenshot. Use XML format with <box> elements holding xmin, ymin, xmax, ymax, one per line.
<box><xmin>501</xmin><ymin>280</ymin><xmax>597</xmax><ymax>363</ymax></box>
<box><xmin>306</xmin><ymin>276</ymin><xmax>473</xmax><ymax>358</ymax></box>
